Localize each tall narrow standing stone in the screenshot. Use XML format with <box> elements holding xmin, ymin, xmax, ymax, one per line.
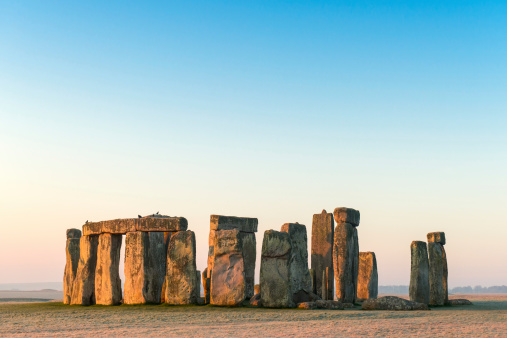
<box><xmin>239</xmin><ymin>232</ymin><xmax>256</xmax><ymax>299</ymax></box>
<box><xmin>427</xmin><ymin>232</ymin><xmax>448</xmax><ymax>304</ymax></box>
<box><xmin>409</xmin><ymin>241</ymin><xmax>430</xmax><ymax>304</ymax></box>
<box><xmin>428</xmin><ymin>242</ymin><xmax>445</xmax><ymax>306</ymax></box>
<box><xmin>160</xmin><ymin>231</ymin><xmax>173</xmax><ymax>304</ymax></box>
<box><xmin>357</xmin><ymin>252</ymin><xmax>378</xmax><ymax>301</ymax></box>
<box><xmin>311</xmin><ymin>210</ymin><xmax>334</xmax><ymax>300</ymax></box>
<box><xmin>202</xmin><ymin>268</ymin><xmax>210</xmax><ymax>304</ymax></box>
<box><xmin>63</xmin><ymin>229</ymin><xmax>81</xmax><ymax>304</ymax></box>
<box><xmin>333</xmin><ymin>222</ymin><xmax>356</xmax><ymax>303</ymax></box>
<box><xmin>165</xmin><ymin>230</ymin><xmax>198</xmax><ymax>304</ymax></box>
<box><xmin>260</xmin><ymin>230</ymin><xmax>294</xmax><ymax>308</ymax></box>
<box><xmin>70</xmin><ymin>235</ymin><xmax>99</xmax><ymax>305</ymax></box>
<box><xmin>95</xmin><ymin>233</ymin><xmax>122</xmax><ymax>305</ymax></box>
<box><xmin>353</xmin><ymin>227</ymin><xmax>359</xmax><ymax>301</ymax></box>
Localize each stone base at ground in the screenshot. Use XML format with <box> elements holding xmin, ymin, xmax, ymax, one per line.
<box><xmin>362</xmin><ymin>296</ymin><xmax>429</xmax><ymax>311</ymax></box>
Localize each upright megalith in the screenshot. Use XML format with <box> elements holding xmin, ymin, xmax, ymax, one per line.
<box><xmin>311</xmin><ymin>210</ymin><xmax>334</xmax><ymax>300</ymax></box>
<box><xmin>427</xmin><ymin>232</ymin><xmax>448</xmax><ymax>304</ymax></box>
<box><xmin>260</xmin><ymin>230</ymin><xmax>294</xmax><ymax>308</ymax></box>
<box><xmin>165</xmin><ymin>230</ymin><xmax>198</xmax><ymax>304</ymax></box>
<box><xmin>202</xmin><ymin>268</ymin><xmax>210</xmax><ymax>304</ymax></box>
<box><xmin>70</xmin><ymin>235</ymin><xmax>99</xmax><ymax>305</ymax></box>
<box><xmin>281</xmin><ymin>223</ymin><xmax>312</xmax><ymax>303</ymax></box>
<box><xmin>95</xmin><ymin>233</ymin><xmax>122</xmax><ymax>305</ymax></box>
<box><xmin>333</xmin><ymin>207</ymin><xmax>360</xmax><ymax>227</ymax></box>
<box><xmin>210</xmin><ymin>229</ymin><xmax>246</xmax><ymax>306</ymax></box>
<box><xmin>409</xmin><ymin>241</ymin><xmax>430</xmax><ymax>304</ymax></box>
<box><xmin>63</xmin><ymin>229</ymin><xmax>81</xmax><ymax>304</ymax></box>
<box><xmin>357</xmin><ymin>252</ymin><xmax>378</xmax><ymax>301</ymax></box>
<box><xmin>239</xmin><ymin>232</ymin><xmax>256</xmax><ymax>299</ymax></box>
<box><xmin>428</xmin><ymin>242</ymin><xmax>445</xmax><ymax>306</ymax></box>
<box><xmin>333</xmin><ymin>222</ymin><xmax>356</xmax><ymax>303</ymax></box>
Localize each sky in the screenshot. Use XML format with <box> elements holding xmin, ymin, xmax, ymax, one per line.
<box><xmin>0</xmin><ymin>1</ymin><xmax>506</xmax><ymax>287</ymax></box>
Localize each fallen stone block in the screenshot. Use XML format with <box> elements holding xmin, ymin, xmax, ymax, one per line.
<box><xmin>447</xmin><ymin>299</ymin><xmax>473</xmax><ymax>306</ymax></box>
<box><xmin>333</xmin><ymin>207</ymin><xmax>360</xmax><ymax>227</ymax></box>
<box><xmin>362</xmin><ymin>296</ymin><xmax>429</xmax><ymax>311</ymax></box>
<box><xmin>315</xmin><ymin>300</ymin><xmax>344</xmax><ymax>310</ymax></box>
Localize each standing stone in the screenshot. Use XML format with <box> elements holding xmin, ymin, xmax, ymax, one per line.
<box><xmin>239</xmin><ymin>232</ymin><xmax>256</xmax><ymax>299</ymax></box>
<box><xmin>321</xmin><ymin>270</ymin><xmax>328</xmax><ymax>301</ymax></box>
<box><xmin>353</xmin><ymin>227</ymin><xmax>359</xmax><ymax>301</ymax></box>
<box><xmin>95</xmin><ymin>233</ymin><xmax>122</xmax><ymax>305</ymax></box>
<box><xmin>357</xmin><ymin>252</ymin><xmax>378</xmax><ymax>301</ymax></box>
<box><xmin>260</xmin><ymin>230</ymin><xmax>294</xmax><ymax>308</ymax></box>
<box><xmin>165</xmin><ymin>230</ymin><xmax>198</xmax><ymax>304</ymax></box>
<box><xmin>442</xmin><ymin>245</ymin><xmax>448</xmax><ymax>304</ymax></box>
<box><xmin>160</xmin><ymin>232</ymin><xmax>173</xmax><ymax>304</ymax></box>
<box><xmin>428</xmin><ymin>242</ymin><xmax>445</xmax><ymax>306</ymax></box>
<box><xmin>309</xmin><ymin>269</ymin><xmax>315</xmax><ymax>294</ymax></box>
<box><xmin>70</xmin><ymin>235</ymin><xmax>99</xmax><ymax>305</ymax></box>
<box><xmin>195</xmin><ymin>270</ymin><xmax>201</xmax><ymax>301</ymax></box>
<box><xmin>202</xmin><ymin>268</ymin><xmax>210</xmax><ymax>304</ymax></box>
<box><xmin>311</xmin><ymin>210</ymin><xmax>334</xmax><ymax>300</ymax></box>
<box><xmin>333</xmin><ymin>207</ymin><xmax>360</xmax><ymax>227</ymax></box>
<box><xmin>149</xmin><ymin>232</ymin><xmax>166</xmax><ymax>303</ymax></box>
<box><xmin>409</xmin><ymin>241</ymin><xmax>430</xmax><ymax>304</ymax></box>
<box><xmin>427</xmin><ymin>232</ymin><xmax>446</xmax><ymax>245</ymax></box>
<box><xmin>207</xmin><ymin>229</ymin><xmax>216</xmax><ymax>275</ymax></box>
<box><xmin>63</xmin><ymin>229</ymin><xmax>81</xmax><ymax>304</ymax></box>
<box><xmin>333</xmin><ymin>222</ymin><xmax>356</xmax><ymax>303</ymax></box>
<box><xmin>211</xmin><ymin>229</ymin><xmax>246</xmax><ymax>306</ymax></box>
<box><xmin>281</xmin><ymin>223</ymin><xmax>312</xmax><ymax>303</ymax></box>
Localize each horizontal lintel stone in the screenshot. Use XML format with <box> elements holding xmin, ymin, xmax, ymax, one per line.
<box><xmin>210</xmin><ymin>215</ymin><xmax>258</xmax><ymax>232</ymax></box>
<box><xmin>83</xmin><ymin>217</ymin><xmax>187</xmax><ymax>236</ymax></box>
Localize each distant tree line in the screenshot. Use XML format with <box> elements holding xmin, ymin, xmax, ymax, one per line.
<box><xmin>378</xmin><ymin>285</ymin><xmax>507</xmax><ymax>294</ymax></box>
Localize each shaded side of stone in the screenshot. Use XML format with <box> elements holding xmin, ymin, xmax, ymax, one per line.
<box><xmin>298</xmin><ymin>301</ymin><xmax>316</xmax><ymax>309</ymax></box>
<box><xmin>333</xmin><ymin>222</ymin><xmax>356</xmax><ymax>303</ymax></box>
<box><xmin>362</xmin><ymin>296</ymin><xmax>429</xmax><ymax>311</ymax></box>
<box><xmin>315</xmin><ymin>300</ymin><xmax>344</xmax><ymax>310</ymax></box>
<box><xmin>123</xmin><ymin>231</ymin><xmax>149</xmax><ymax>304</ymax></box>
<box><xmin>441</xmin><ymin>244</ymin><xmax>448</xmax><ymax>304</ymax></box>
<box><xmin>83</xmin><ymin>217</ymin><xmax>187</xmax><ymax>236</ymax></box>
<box><xmin>95</xmin><ymin>233</ymin><xmax>122</xmax><ymax>305</ymax></box>
<box><xmin>210</xmin><ymin>215</ymin><xmax>258</xmax><ymax>232</ymax></box>
<box><xmin>447</xmin><ymin>299</ymin><xmax>472</xmax><ymax>306</ymax></box>
<box><xmin>311</xmin><ymin>210</ymin><xmax>334</xmax><ymax>300</ymax></box>
<box><xmin>63</xmin><ymin>237</ymin><xmax>80</xmax><ymax>304</ymax></box>
<box><xmin>357</xmin><ymin>252</ymin><xmax>378</xmax><ymax>301</ymax></box>
<box><xmin>66</xmin><ymin>228</ymin><xmax>82</xmax><ymax>239</ymax></box>
<box><xmin>409</xmin><ymin>241</ymin><xmax>430</xmax><ymax>304</ymax></box>
<box><xmin>428</xmin><ymin>242</ymin><xmax>444</xmax><ymax>306</ymax></box>
<box><xmin>148</xmin><ymin>232</ymin><xmax>166</xmax><ymax>304</ymax></box>
<box><xmin>160</xmin><ymin>231</ymin><xmax>173</xmax><ymax>304</ymax></box>
<box><xmin>70</xmin><ymin>235</ymin><xmax>99</xmax><ymax>305</ymax></box>
<box><xmin>427</xmin><ymin>232</ymin><xmax>446</xmax><ymax>245</ymax></box>
<box><xmin>353</xmin><ymin>227</ymin><xmax>359</xmax><ymax>301</ymax></box>
<box><xmin>239</xmin><ymin>232</ymin><xmax>256</xmax><ymax>299</ymax></box>
<box><xmin>333</xmin><ymin>207</ymin><xmax>360</xmax><ymax>227</ymax></box>
<box><xmin>202</xmin><ymin>268</ymin><xmax>210</xmax><ymax>304</ymax></box>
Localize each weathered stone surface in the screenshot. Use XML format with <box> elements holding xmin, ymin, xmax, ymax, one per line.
<box><xmin>447</xmin><ymin>299</ymin><xmax>472</xmax><ymax>306</ymax></box>
<box><xmin>260</xmin><ymin>230</ymin><xmax>294</xmax><ymax>308</ymax></box>
<box><xmin>195</xmin><ymin>270</ymin><xmax>201</xmax><ymax>301</ymax></box>
<box><xmin>321</xmin><ymin>269</ymin><xmax>328</xmax><ymax>301</ymax></box>
<box><xmin>311</xmin><ymin>210</ymin><xmax>334</xmax><ymax>300</ymax></box>
<box><xmin>160</xmin><ymin>232</ymin><xmax>173</xmax><ymax>304</ymax></box>
<box><xmin>63</xmin><ymin>230</ymin><xmax>81</xmax><ymax>304</ymax></box>
<box><xmin>309</xmin><ymin>269</ymin><xmax>315</xmax><ymax>293</ymax></box>
<box><xmin>207</xmin><ymin>229</ymin><xmax>216</xmax><ymax>275</ymax></box>
<box><xmin>210</xmin><ymin>215</ymin><xmax>258</xmax><ymax>232</ymax></box>
<box><xmin>362</xmin><ymin>296</ymin><xmax>430</xmax><ymax>311</ymax></box>
<box><xmin>249</xmin><ymin>293</ymin><xmax>262</xmax><ymax>306</ymax></box>
<box><xmin>211</xmin><ymin>229</ymin><xmax>246</xmax><ymax>306</ymax></box>
<box><xmin>202</xmin><ymin>268</ymin><xmax>210</xmax><ymax>304</ymax></box>
<box><xmin>239</xmin><ymin>232</ymin><xmax>256</xmax><ymax>299</ymax></box>
<box><xmin>342</xmin><ymin>303</ymin><xmax>355</xmax><ymax>308</ymax></box>
<box><xmin>309</xmin><ymin>292</ymin><xmax>322</xmax><ymax>302</ymax></box>
<box><xmin>333</xmin><ymin>222</ymin><xmax>356</xmax><ymax>303</ymax></box>
<box><xmin>333</xmin><ymin>207</ymin><xmax>360</xmax><ymax>227</ymax></box>
<box><xmin>83</xmin><ymin>217</ymin><xmax>187</xmax><ymax>236</ymax></box>
<box><xmin>124</xmin><ymin>231</ymin><xmax>166</xmax><ymax>304</ymax></box>
<box><xmin>427</xmin><ymin>232</ymin><xmax>446</xmax><ymax>245</ymax></box>
<box><xmin>353</xmin><ymin>227</ymin><xmax>359</xmax><ymax>301</ymax></box>
<box><xmin>357</xmin><ymin>252</ymin><xmax>378</xmax><ymax>301</ymax></box>
<box><xmin>428</xmin><ymin>242</ymin><xmax>445</xmax><ymax>306</ymax></box>
<box><xmin>315</xmin><ymin>300</ymin><xmax>344</xmax><ymax>310</ymax></box>
<box><xmin>409</xmin><ymin>241</ymin><xmax>430</xmax><ymax>304</ymax></box>
<box><xmin>70</xmin><ymin>235</ymin><xmax>99</xmax><ymax>305</ymax></box>
<box><xmin>281</xmin><ymin>223</ymin><xmax>312</xmax><ymax>303</ymax></box>
<box><xmin>94</xmin><ymin>233</ymin><xmax>122</xmax><ymax>305</ymax></box>
<box><xmin>165</xmin><ymin>230</ymin><xmax>198</xmax><ymax>304</ymax></box>
<box><xmin>136</xmin><ymin>217</ymin><xmax>188</xmax><ymax>232</ymax></box>
<box><xmin>254</xmin><ymin>284</ymin><xmax>260</xmax><ymax>295</ymax></box>
<box><xmin>83</xmin><ymin>219</ymin><xmax>136</xmax><ymax>236</ymax></box>
<box><xmin>298</xmin><ymin>302</ymin><xmax>316</xmax><ymax>309</ymax></box>
<box><xmin>442</xmin><ymin>245</ymin><xmax>448</xmax><ymax>304</ymax></box>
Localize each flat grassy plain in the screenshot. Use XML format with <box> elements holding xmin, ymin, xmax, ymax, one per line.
<box><xmin>0</xmin><ymin>295</ymin><xmax>505</xmax><ymax>337</ymax></box>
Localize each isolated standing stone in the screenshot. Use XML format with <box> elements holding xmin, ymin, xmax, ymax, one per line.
<box><xmin>281</xmin><ymin>223</ymin><xmax>312</xmax><ymax>303</ymax></box>
<box><xmin>260</xmin><ymin>230</ymin><xmax>294</xmax><ymax>308</ymax></box>
<box><xmin>165</xmin><ymin>230</ymin><xmax>198</xmax><ymax>304</ymax></box>
<box><xmin>95</xmin><ymin>233</ymin><xmax>122</xmax><ymax>305</ymax></box>
<box><xmin>333</xmin><ymin>207</ymin><xmax>360</xmax><ymax>227</ymax></box>
<box><xmin>70</xmin><ymin>235</ymin><xmax>99</xmax><ymax>305</ymax></box>
<box><xmin>409</xmin><ymin>241</ymin><xmax>430</xmax><ymax>304</ymax></box>
<box><xmin>311</xmin><ymin>210</ymin><xmax>334</xmax><ymax>300</ymax></box>
<box><xmin>333</xmin><ymin>222</ymin><xmax>356</xmax><ymax>303</ymax></box>
<box><xmin>63</xmin><ymin>229</ymin><xmax>81</xmax><ymax>304</ymax></box>
<box><xmin>428</xmin><ymin>242</ymin><xmax>444</xmax><ymax>306</ymax></box>
<box><xmin>357</xmin><ymin>252</ymin><xmax>378</xmax><ymax>301</ymax></box>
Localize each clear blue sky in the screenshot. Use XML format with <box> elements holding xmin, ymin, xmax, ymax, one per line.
<box><xmin>0</xmin><ymin>1</ymin><xmax>506</xmax><ymax>286</ymax></box>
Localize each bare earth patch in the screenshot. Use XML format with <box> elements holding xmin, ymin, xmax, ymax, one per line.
<box><xmin>0</xmin><ymin>294</ymin><xmax>506</xmax><ymax>337</ymax></box>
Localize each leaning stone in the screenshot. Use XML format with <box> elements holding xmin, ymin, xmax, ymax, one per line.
<box><xmin>428</xmin><ymin>242</ymin><xmax>444</xmax><ymax>306</ymax></box>
<box><xmin>281</xmin><ymin>223</ymin><xmax>312</xmax><ymax>303</ymax></box>
<box><xmin>357</xmin><ymin>252</ymin><xmax>378</xmax><ymax>301</ymax></box>
<box><xmin>315</xmin><ymin>300</ymin><xmax>344</xmax><ymax>310</ymax></box>
<box><xmin>260</xmin><ymin>230</ymin><xmax>294</xmax><ymax>308</ymax></box>
<box><xmin>165</xmin><ymin>231</ymin><xmax>198</xmax><ymax>304</ymax></box>
<box><xmin>95</xmin><ymin>233</ymin><xmax>122</xmax><ymax>305</ymax></box>
<box><xmin>333</xmin><ymin>222</ymin><xmax>356</xmax><ymax>303</ymax></box>
<box><xmin>362</xmin><ymin>296</ymin><xmax>429</xmax><ymax>311</ymax></box>
<box><xmin>297</xmin><ymin>302</ymin><xmax>316</xmax><ymax>309</ymax></box>
<box><xmin>427</xmin><ymin>232</ymin><xmax>446</xmax><ymax>245</ymax></box>
<box><xmin>239</xmin><ymin>232</ymin><xmax>256</xmax><ymax>299</ymax></box>
<box><xmin>70</xmin><ymin>235</ymin><xmax>99</xmax><ymax>305</ymax></box>
<box><xmin>409</xmin><ymin>241</ymin><xmax>430</xmax><ymax>304</ymax></box>
<box><xmin>309</xmin><ymin>292</ymin><xmax>322</xmax><ymax>302</ymax></box>
<box><xmin>210</xmin><ymin>215</ymin><xmax>258</xmax><ymax>232</ymax></box>
<box><xmin>63</xmin><ymin>229</ymin><xmax>81</xmax><ymax>304</ymax></box>
<box><xmin>311</xmin><ymin>210</ymin><xmax>334</xmax><ymax>300</ymax></box>
<box><xmin>249</xmin><ymin>293</ymin><xmax>262</xmax><ymax>307</ymax></box>
<box><xmin>333</xmin><ymin>207</ymin><xmax>360</xmax><ymax>227</ymax></box>
<box><xmin>447</xmin><ymin>299</ymin><xmax>472</xmax><ymax>306</ymax></box>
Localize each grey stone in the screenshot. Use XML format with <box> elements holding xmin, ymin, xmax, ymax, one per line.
<box><xmin>95</xmin><ymin>233</ymin><xmax>122</xmax><ymax>305</ymax></box>
<box><xmin>357</xmin><ymin>252</ymin><xmax>378</xmax><ymax>301</ymax></box>
<box><xmin>428</xmin><ymin>242</ymin><xmax>445</xmax><ymax>306</ymax></box>
<box><xmin>66</xmin><ymin>228</ymin><xmax>82</xmax><ymax>239</ymax></box>
<box><xmin>70</xmin><ymin>235</ymin><xmax>98</xmax><ymax>305</ymax></box>
<box><xmin>210</xmin><ymin>215</ymin><xmax>258</xmax><ymax>232</ymax></box>
<box><xmin>333</xmin><ymin>207</ymin><xmax>360</xmax><ymax>227</ymax></box>
<box><xmin>333</xmin><ymin>222</ymin><xmax>356</xmax><ymax>303</ymax></box>
<box><xmin>362</xmin><ymin>296</ymin><xmax>429</xmax><ymax>310</ymax></box>
<box><xmin>311</xmin><ymin>210</ymin><xmax>334</xmax><ymax>300</ymax></box>
<box><xmin>160</xmin><ymin>232</ymin><xmax>173</xmax><ymax>304</ymax></box>
<box><xmin>353</xmin><ymin>227</ymin><xmax>359</xmax><ymax>301</ymax></box>
<box><xmin>447</xmin><ymin>299</ymin><xmax>472</xmax><ymax>306</ymax></box>
<box><xmin>195</xmin><ymin>270</ymin><xmax>201</xmax><ymax>301</ymax></box>
<box><xmin>82</xmin><ymin>216</ymin><xmax>187</xmax><ymax>236</ymax></box>
<box><xmin>260</xmin><ymin>230</ymin><xmax>294</xmax><ymax>308</ymax></box>
<box><xmin>442</xmin><ymin>244</ymin><xmax>448</xmax><ymax>304</ymax></box>
<box><xmin>427</xmin><ymin>232</ymin><xmax>446</xmax><ymax>245</ymax></box>
<box><xmin>409</xmin><ymin>241</ymin><xmax>430</xmax><ymax>304</ymax></box>
<box><xmin>63</xmin><ymin>230</ymin><xmax>81</xmax><ymax>304</ymax></box>
<box><xmin>309</xmin><ymin>269</ymin><xmax>315</xmax><ymax>293</ymax></box>
<box><xmin>202</xmin><ymin>268</ymin><xmax>210</xmax><ymax>304</ymax></box>
<box><xmin>315</xmin><ymin>300</ymin><xmax>344</xmax><ymax>310</ymax></box>
<box><xmin>239</xmin><ymin>232</ymin><xmax>256</xmax><ymax>299</ymax></box>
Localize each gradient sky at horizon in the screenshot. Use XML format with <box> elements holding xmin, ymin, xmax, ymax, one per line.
<box><xmin>1</xmin><ymin>1</ymin><xmax>506</xmax><ymax>287</ymax></box>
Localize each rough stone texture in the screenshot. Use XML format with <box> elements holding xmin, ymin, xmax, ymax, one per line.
<box><xmin>202</xmin><ymin>268</ymin><xmax>210</xmax><ymax>304</ymax></box>
<box><xmin>239</xmin><ymin>232</ymin><xmax>256</xmax><ymax>299</ymax></box>
<box><xmin>442</xmin><ymin>244</ymin><xmax>449</xmax><ymax>304</ymax></box>
<box><xmin>260</xmin><ymin>230</ymin><xmax>294</xmax><ymax>308</ymax></box>
<box><xmin>309</xmin><ymin>269</ymin><xmax>315</xmax><ymax>293</ymax></box>
<box><xmin>409</xmin><ymin>241</ymin><xmax>430</xmax><ymax>304</ymax></box>
<box><xmin>124</xmin><ymin>231</ymin><xmax>166</xmax><ymax>304</ymax></box>
<box><xmin>195</xmin><ymin>270</ymin><xmax>201</xmax><ymax>301</ymax></box>
<box><xmin>362</xmin><ymin>296</ymin><xmax>430</xmax><ymax>311</ymax></box>
<box><xmin>281</xmin><ymin>223</ymin><xmax>312</xmax><ymax>303</ymax></box>
<box><xmin>254</xmin><ymin>284</ymin><xmax>260</xmax><ymax>295</ymax></box>
<box><xmin>207</xmin><ymin>229</ymin><xmax>216</xmax><ymax>275</ymax></box>
<box><xmin>165</xmin><ymin>231</ymin><xmax>198</xmax><ymax>305</ymax></box>
<box><xmin>342</xmin><ymin>303</ymin><xmax>355</xmax><ymax>308</ymax></box>
<box><xmin>353</xmin><ymin>227</ymin><xmax>359</xmax><ymax>301</ymax></box>
<box><xmin>357</xmin><ymin>252</ymin><xmax>378</xmax><ymax>301</ymax></box>
<box><xmin>428</xmin><ymin>242</ymin><xmax>445</xmax><ymax>306</ymax></box>
<box><xmin>333</xmin><ymin>222</ymin><xmax>356</xmax><ymax>303</ymax></box>
<box><xmin>210</xmin><ymin>215</ymin><xmax>258</xmax><ymax>232</ymax></box>
<box><xmin>298</xmin><ymin>302</ymin><xmax>316</xmax><ymax>309</ymax></box>
<box><xmin>447</xmin><ymin>299</ymin><xmax>473</xmax><ymax>306</ymax></box>
<box><xmin>427</xmin><ymin>232</ymin><xmax>446</xmax><ymax>245</ymax></box>
<box><xmin>321</xmin><ymin>269</ymin><xmax>328</xmax><ymax>301</ymax></box>
<box><xmin>83</xmin><ymin>216</ymin><xmax>187</xmax><ymax>236</ymax></box>
<box><xmin>160</xmin><ymin>232</ymin><xmax>173</xmax><ymax>304</ymax></box>
<box><xmin>311</xmin><ymin>210</ymin><xmax>334</xmax><ymax>300</ymax></box>
<box><xmin>315</xmin><ymin>300</ymin><xmax>344</xmax><ymax>310</ymax></box>
<box><xmin>249</xmin><ymin>293</ymin><xmax>261</xmax><ymax>306</ymax></box>
<box><xmin>211</xmin><ymin>229</ymin><xmax>246</xmax><ymax>306</ymax></box>
<box><xmin>95</xmin><ymin>233</ymin><xmax>122</xmax><ymax>305</ymax></box>
<box><xmin>70</xmin><ymin>235</ymin><xmax>99</xmax><ymax>305</ymax></box>
<box><xmin>333</xmin><ymin>207</ymin><xmax>360</xmax><ymax>227</ymax></box>
<box><xmin>63</xmin><ymin>229</ymin><xmax>81</xmax><ymax>305</ymax></box>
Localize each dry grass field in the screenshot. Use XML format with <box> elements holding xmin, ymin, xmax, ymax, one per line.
<box><xmin>0</xmin><ymin>294</ymin><xmax>505</xmax><ymax>337</ymax></box>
